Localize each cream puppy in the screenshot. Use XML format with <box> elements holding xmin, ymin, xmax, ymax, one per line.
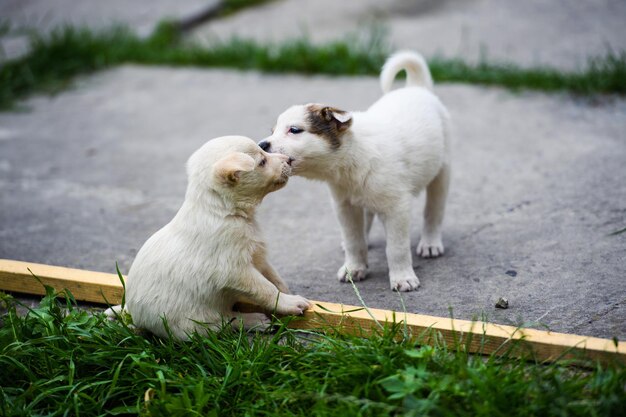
<box><xmin>258</xmin><ymin>51</ymin><xmax>451</xmax><ymax>292</ymax></box>
<box><xmin>110</xmin><ymin>136</ymin><xmax>311</xmax><ymax>340</ymax></box>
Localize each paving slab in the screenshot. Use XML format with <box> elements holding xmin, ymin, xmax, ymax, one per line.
<box><xmin>2</xmin><ymin>0</ymin><xmax>213</xmax><ymax>35</ymax></box>
<box><xmin>0</xmin><ymin>0</ymin><xmax>215</xmax><ymax>61</ymax></box>
<box><xmin>1</xmin><ymin>66</ymin><xmax>625</xmax><ymax>339</ymax></box>
<box><xmin>193</xmin><ymin>0</ymin><xmax>626</xmax><ymax>70</ymax></box>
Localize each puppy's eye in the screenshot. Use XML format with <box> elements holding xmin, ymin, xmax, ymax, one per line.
<box><xmin>289</xmin><ymin>126</ymin><xmax>303</xmax><ymax>134</ymax></box>
<box><xmin>259</xmin><ymin>158</ymin><xmax>267</xmax><ymax>167</ymax></box>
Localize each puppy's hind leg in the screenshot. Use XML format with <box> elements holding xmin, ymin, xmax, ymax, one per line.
<box><xmin>231</xmin><ymin>312</ymin><xmax>272</xmax><ymax>331</ymax></box>
<box><xmin>417</xmin><ymin>163</ymin><xmax>450</xmax><ymax>258</ymax></box>
<box><xmin>380</xmin><ymin>205</ymin><xmax>420</xmax><ymax>292</ymax></box>
<box><xmin>364</xmin><ymin>208</ymin><xmax>375</xmax><ymax>244</ymax></box>
<box><xmin>103</xmin><ymin>304</ymin><xmax>124</xmax><ymax>320</ymax></box>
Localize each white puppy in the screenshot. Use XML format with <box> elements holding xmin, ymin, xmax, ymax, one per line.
<box><xmin>108</xmin><ymin>136</ymin><xmax>311</xmax><ymax>340</ymax></box>
<box><xmin>259</xmin><ymin>51</ymin><xmax>451</xmax><ymax>292</ymax></box>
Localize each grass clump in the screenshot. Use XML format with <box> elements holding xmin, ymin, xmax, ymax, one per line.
<box><xmin>1</xmin><ymin>286</ymin><xmax>625</xmax><ymax>416</ymax></box>
<box><xmin>0</xmin><ymin>24</ymin><xmax>386</xmax><ymax>110</ymax></box>
<box><xmin>1</xmin><ymin>23</ymin><xmax>626</xmax><ymax>110</ymax></box>
<box><xmin>429</xmin><ymin>53</ymin><xmax>626</xmax><ymax>96</ymax></box>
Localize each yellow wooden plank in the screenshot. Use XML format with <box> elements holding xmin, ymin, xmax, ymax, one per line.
<box><xmin>0</xmin><ymin>258</ymin><xmax>624</xmax><ymax>365</ymax></box>
<box><xmin>290</xmin><ymin>302</ymin><xmax>626</xmax><ymax>365</ymax></box>
<box><xmin>0</xmin><ymin>259</ymin><xmax>124</xmax><ymax>304</ymax></box>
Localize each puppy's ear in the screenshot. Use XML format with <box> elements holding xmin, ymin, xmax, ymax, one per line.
<box><xmin>320</xmin><ymin>107</ymin><xmax>353</xmax><ymax>132</ymax></box>
<box><xmin>213</xmin><ymin>152</ymin><xmax>255</xmax><ymax>186</ymax></box>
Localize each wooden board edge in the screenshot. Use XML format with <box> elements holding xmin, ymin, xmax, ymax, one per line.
<box><xmin>1</xmin><ymin>258</ymin><xmax>624</xmax><ymax>365</ymax></box>
<box><xmin>0</xmin><ymin>259</ymin><xmax>123</xmax><ymax>304</ymax></box>
<box><xmin>291</xmin><ymin>303</ymin><xmax>625</xmax><ymax>365</ymax></box>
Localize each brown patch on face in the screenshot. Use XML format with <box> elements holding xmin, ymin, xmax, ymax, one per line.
<box><xmin>305</xmin><ymin>104</ymin><xmax>353</xmax><ymax>149</ymax></box>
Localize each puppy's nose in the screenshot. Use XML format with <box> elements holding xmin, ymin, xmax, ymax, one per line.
<box><xmin>258</xmin><ymin>140</ymin><xmax>271</xmax><ymax>152</ymax></box>
<box><xmin>287</xmin><ymin>157</ymin><xmax>295</xmax><ymax>166</ymax></box>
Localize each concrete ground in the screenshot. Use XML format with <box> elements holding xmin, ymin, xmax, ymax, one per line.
<box><xmin>1</xmin><ymin>1</ymin><xmax>625</xmax><ymax>339</ymax></box>
<box><xmin>1</xmin><ymin>66</ymin><xmax>625</xmax><ymax>339</ymax></box>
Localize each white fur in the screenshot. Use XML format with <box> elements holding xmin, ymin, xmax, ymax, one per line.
<box><xmin>262</xmin><ymin>51</ymin><xmax>451</xmax><ymax>292</ymax></box>
<box><xmin>381</xmin><ymin>50</ymin><xmax>434</xmax><ymax>93</ymax></box>
<box><xmin>108</xmin><ymin>136</ymin><xmax>311</xmax><ymax>340</ymax></box>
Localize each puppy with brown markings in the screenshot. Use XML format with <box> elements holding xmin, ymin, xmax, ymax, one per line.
<box><xmin>259</xmin><ymin>51</ymin><xmax>451</xmax><ymax>292</ymax></box>
<box><xmin>107</xmin><ymin>136</ymin><xmax>311</xmax><ymax>339</ymax></box>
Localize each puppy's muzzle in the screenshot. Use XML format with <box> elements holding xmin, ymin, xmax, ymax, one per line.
<box><xmin>258</xmin><ymin>139</ymin><xmax>272</xmax><ymax>153</ymax></box>
<box><xmin>258</xmin><ymin>140</ymin><xmax>271</xmax><ymax>152</ymax></box>
<box><xmin>259</xmin><ymin>140</ymin><xmax>293</xmax><ymax>166</ymax></box>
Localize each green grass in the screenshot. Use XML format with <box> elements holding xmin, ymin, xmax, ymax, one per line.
<box><xmin>1</xmin><ymin>287</ymin><xmax>625</xmax><ymax>416</ymax></box>
<box><xmin>1</xmin><ymin>23</ymin><xmax>626</xmax><ymax>110</ymax></box>
<box><xmin>218</xmin><ymin>0</ymin><xmax>277</xmax><ymax>17</ymax></box>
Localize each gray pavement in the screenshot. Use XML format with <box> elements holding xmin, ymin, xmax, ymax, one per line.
<box><xmin>1</xmin><ymin>66</ymin><xmax>625</xmax><ymax>339</ymax></box>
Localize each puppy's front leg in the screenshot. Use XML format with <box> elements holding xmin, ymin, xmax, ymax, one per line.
<box><xmin>230</xmin><ymin>269</ymin><xmax>311</xmax><ymax>316</ymax></box>
<box><xmin>252</xmin><ymin>245</ymin><xmax>290</xmax><ymax>293</ymax></box>
<box><xmin>331</xmin><ymin>191</ymin><xmax>368</xmax><ymax>282</ymax></box>
<box><xmin>380</xmin><ymin>207</ymin><xmax>420</xmax><ymax>292</ymax></box>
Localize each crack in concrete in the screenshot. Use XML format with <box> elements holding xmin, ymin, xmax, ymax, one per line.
<box><xmin>460</xmin><ymin>200</ymin><xmax>534</xmax><ymax>241</ymax></box>
<box><xmin>460</xmin><ymin>222</ymin><xmax>494</xmax><ymax>240</ymax></box>
<box><xmin>572</xmin><ymin>298</ymin><xmax>626</xmax><ymax>332</ymax></box>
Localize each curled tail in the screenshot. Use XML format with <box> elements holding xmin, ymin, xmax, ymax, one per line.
<box><xmin>380</xmin><ymin>50</ymin><xmax>434</xmax><ymax>93</ymax></box>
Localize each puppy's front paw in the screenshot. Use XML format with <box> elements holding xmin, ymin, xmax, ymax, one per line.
<box><xmin>276</xmin><ymin>294</ymin><xmax>312</xmax><ymax>316</ymax></box>
<box><xmin>417</xmin><ymin>236</ymin><xmax>444</xmax><ymax>258</ymax></box>
<box><xmin>390</xmin><ymin>271</ymin><xmax>421</xmax><ymax>292</ymax></box>
<box><xmin>337</xmin><ymin>263</ymin><xmax>368</xmax><ymax>283</ymax></box>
